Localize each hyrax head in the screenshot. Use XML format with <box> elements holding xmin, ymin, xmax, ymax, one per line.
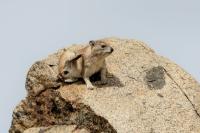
<box><xmin>89</xmin><ymin>40</ymin><xmax>114</xmax><ymax>58</ymax></box>
<box><xmin>60</xmin><ymin>53</ymin><xmax>82</xmax><ymax>82</ymax></box>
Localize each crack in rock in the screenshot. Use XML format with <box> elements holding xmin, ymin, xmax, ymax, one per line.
<box><xmin>163</xmin><ymin>68</ymin><xmax>200</xmax><ymax>118</ymax></box>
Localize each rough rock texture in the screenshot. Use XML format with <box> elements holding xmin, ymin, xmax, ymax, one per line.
<box><xmin>10</xmin><ymin>38</ymin><xmax>200</xmax><ymax>133</ymax></box>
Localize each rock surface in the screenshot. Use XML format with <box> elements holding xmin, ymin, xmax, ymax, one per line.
<box><xmin>10</xmin><ymin>38</ymin><xmax>200</xmax><ymax>133</ymax></box>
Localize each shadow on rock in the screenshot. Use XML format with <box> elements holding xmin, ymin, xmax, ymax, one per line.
<box><xmin>62</xmin><ymin>71</ymin><xmax>124</xmax><ymax>88</ymax></box>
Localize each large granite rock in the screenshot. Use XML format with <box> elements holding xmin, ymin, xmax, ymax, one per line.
<box><xmin>9</xmin><ymin>38</ymin><xmax>200</xmax><ymax>133</ymax></box>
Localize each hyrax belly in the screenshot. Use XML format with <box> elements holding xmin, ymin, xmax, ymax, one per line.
<box><xmin>84</xmin><ymin>60</ymin><xmax>104</xmax><ymax>77</ymax></box>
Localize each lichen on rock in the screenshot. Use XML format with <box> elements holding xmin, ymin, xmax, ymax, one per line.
<box><xmin>145</xmin><ymin>66</ymin><xmax>166</xmax><ymax>89</ymax></box>
<box><xmin>10</xmin><ymin>89</ymin><xmax>116</xmax><ymax>133</ymax></box>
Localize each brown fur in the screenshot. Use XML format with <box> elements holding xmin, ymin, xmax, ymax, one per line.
<box><xmin>58</xmin><ymin>40</ymin><xmax>114</xmax><ymax>89</ymax></box>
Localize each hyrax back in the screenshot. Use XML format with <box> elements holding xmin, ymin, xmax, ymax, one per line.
<box><xmin>58</xmin><ymin>40</ymin><xmax>114</xmax><ymax>89</ymax></box>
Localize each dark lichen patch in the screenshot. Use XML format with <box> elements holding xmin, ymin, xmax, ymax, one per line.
<box><xmin>74</xmin><ymin>104</ymin><xmax>116</xmax><ymax>133</ymax></box>
<box><xmin>145</xmin><ymin>66</ymin><xmax>165</xmax><ymax>89</ymax></box>
<box><xmin>9</xmin><ymin>89</ymin><xmax>116</xmax><ymax>133</ymax></box>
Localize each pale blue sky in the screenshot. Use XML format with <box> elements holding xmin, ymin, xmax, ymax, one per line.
<box><xmin>0</xmin><ymin>0</ymin><xmax>200</xmax><ymax>132</ymax></box>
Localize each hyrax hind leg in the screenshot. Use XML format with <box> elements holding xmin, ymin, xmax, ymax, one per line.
<box><xmin>83</xmin><ymin>67</ymin><xmax>107</xmax><ymax>89</ymax></box>
<box><xmin>101</xmin><ymin>60</ymin><xmax>115</xmax><ymax>84</ymax></box>
<box><xmin>100</xmin><ymin>65</ymin><xmax>107</xmax><ymax>85</ymax></box>
<box><xmin>83</xmin><ymin>66</ymin><xmax>107</xmax><ymax>89</ymax></box>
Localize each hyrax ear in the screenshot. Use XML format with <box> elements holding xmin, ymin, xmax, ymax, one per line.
<box><xmin>69</xmin><ymin>54</ymin><xmax>82</xmax><ymax>62</ymax></box>
<box><xmin>89</xmin><ymin>40</ymin><xmax>96</xmax><ymax>47</ymax></box>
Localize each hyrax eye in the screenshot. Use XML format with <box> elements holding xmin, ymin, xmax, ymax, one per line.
<box><xmin>64</xmin><ymin>71</ymin><xmax>69</xmax><ymax>75</ymax></box>
<box><xmin>101</xmin><ymin>45</ymin><xmax>106</xmax><ymax>48</ymax></box>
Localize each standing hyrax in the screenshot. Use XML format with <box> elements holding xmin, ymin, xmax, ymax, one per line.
<box><xmin>58</xmin><ymin>40</ymin><xmax>114</xmax><ymax>89</ymax></box>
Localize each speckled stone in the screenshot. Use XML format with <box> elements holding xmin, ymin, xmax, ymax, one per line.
<box><xmin>10</xmin><ymin>38</ymin><xmax>200</xmax><ymax>133</ymax></box>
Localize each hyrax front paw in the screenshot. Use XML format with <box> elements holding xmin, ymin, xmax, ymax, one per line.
<box><xmin>87</xmin><ymin>85</ymin><xmax>96</xmax><ymax>90</ymax></box>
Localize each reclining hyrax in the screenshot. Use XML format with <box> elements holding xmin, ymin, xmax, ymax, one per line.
<box><xmin>58</xmin><ymin>40</ymin><xmax>114</xmax><ymax>89</ymax></box>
